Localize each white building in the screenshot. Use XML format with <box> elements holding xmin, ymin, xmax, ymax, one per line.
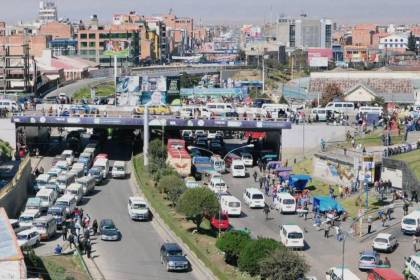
<box><xmin>379</xmin><ymin>33</ymin><xmax>408</xmax><ymax>51</ymax></box>
<box><xmin>38</xmin><ymin>0</ymin><xmax>58</xmax><ymax>23</ymax></box>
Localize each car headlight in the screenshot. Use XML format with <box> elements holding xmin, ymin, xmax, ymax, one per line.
<box><xmin>168</xmin><ymin>261</ymin><xmax>175</xmax><ymax>266</ymax></box>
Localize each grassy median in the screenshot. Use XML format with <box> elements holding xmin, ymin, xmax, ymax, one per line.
<box><xmin>133</xmin><ymin>156</ymin><xmax>253</xmax><ymax>280</ymax></box>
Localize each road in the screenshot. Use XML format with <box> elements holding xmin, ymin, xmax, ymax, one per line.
<box><xmin>218</xmin><ymin>140</ymin><xmax>412</xmax><ymax>279</ymax></box>
<box><xmin>35</xmin><ymin>137</ymin><xmax>196</xmax><ymax>280</ymax></box>
<box><xmin>45</xmin><ymin>77</ymin><xmax>110</xmax><ymax>99</ymax></box>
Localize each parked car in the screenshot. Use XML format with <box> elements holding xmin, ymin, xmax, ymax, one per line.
<box><xmin>372</xmin><ymin>233</ymin><xmax>398</xmax><ymax>253</ymax></box>
<box><xmin>61</xmin><ymin>150</ymin><xmax>74</xmax><ymax>165</ymax></box>
<box><xmin>160</xmin><ymin>243</ymin><xmax>190</xmax><ymax>272</ymax></box>
<box><xmin>359</xmin><ymin>250</ymin><xmax>380</xmax><ymax>270</ymax></box>
<box><xmin>19</xmin><ymin>209</ymin><xmax>41</xmax><ymax>227</ymax></box>
<box><xmin>210</xmin><ymin>212</ymin><xmax>230</xmax><ymax>231</ymax></box>
<box><xmin>127</xmin><ymin>197</ymin><xmax>150</xmax><ymax>221</ymax></box>
<box><xmin>111</xmin><ymin>161</ymin><xmax>127</xmax><ymax>179</ymax></box>
<box><xmin>16</xmin><ymin>228</ymin><xmax>41</xmax><ymax>248</ymax></box>
<box><xmin>99</xmin><ymin>219</ymin><xmax>121</xmax><ymax>241</ymax></box>
<box><xmin>184</xmin><ymin>177</ymin><xmax>200</xmax><ymax>189</ymax></box>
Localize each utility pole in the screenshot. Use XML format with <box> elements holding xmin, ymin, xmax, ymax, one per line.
<box><xmin>143</xmin><ymin>104</ymin><xmax>149</xmax><ymax>167</ymax></box>
<box><xmin>114</xmin><ymin>55</ymin><xmax>118</xmax><ymax>107</ymax></box>
<box><xmin>262</xmin><ymin>55</ymin><xmax>265</xmax><ymax>96</ymax></box>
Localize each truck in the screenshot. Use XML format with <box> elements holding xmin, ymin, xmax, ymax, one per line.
<box><xmin>166</xmin><ymin>139</ymin><xmax>191</xmax><ymax>177</ymax></box>
<box><xmin>192</xmin><ymin>156</ymin><xmax>214</xmax><ymax>179</ymax></box>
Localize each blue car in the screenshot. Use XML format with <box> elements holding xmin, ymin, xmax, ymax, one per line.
<box><xmin>358</xmin><ymin>250</ymin><xmax>380</xmax><ymax>270</ymax></box>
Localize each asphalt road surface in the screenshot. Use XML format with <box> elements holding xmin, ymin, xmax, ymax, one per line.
<box><xmin>35</xmin><ymin>136</ymin><xmax>196</xmax><ymax>280</ymax></box>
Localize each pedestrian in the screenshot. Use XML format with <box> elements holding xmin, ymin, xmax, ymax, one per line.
<box><xmin>78</xmin><ymin>236</ymin><xmax>84</xmax><ymax>254</ymax></box>
<box><xmin>85</xmin><ymin>240</ymin><xmax>92</xmax><ymax>259</ymax></box>
<box><xmin>264</xmin><ymin>184</ymin><xmax>269</xmax><ymax>196</ymax></box>
<box><xmin>263</xmin><ymin>203</ymin><xmax>270</xmax><ymax>220</ymax></box>
<box><xmin>68</xmin><ymin>232</ymin><xmax>75</xmax><ymax>249</ymax></box>
<box><xmin>92</xmin><ymin>219</ymin><xmax>98</xmax><ymax>235</ymax></box>
<box><xmin>303</xmin><ymin>204</ymin><xmax>309</xmax><ymax>220</ymax></box>
<box><xmin>384</xmin><ymin>257</ymin><xmax>391</xmax><ymax>267</ymax></box>
<box><xmin>62</xmin><ymin>223</ymin><xmax>68</xmax><ymax>241</ymax></box>
<box><xmin>386</xmin><ymin>207</ymin><xmax>392</xmax><ymax>221</ymax></box>
<box><xmin>324</xmin><ymin>222</ymin><xmax>330</xmax><ymax>238</ymax></box>
<box><xmin>83</xmin><ymin>227</ymin><xmax>90</xmax><ymax>240</ymax></box>
<box><xmin>367</xmin><ymin>215</ymin><xmax>372</xmax><ymax>234</ymax></box>
<box><xmin>259</xmin><ymin>176</ymin><xmax>263</xmax><ymax>189</ymax></box>
<box><xmin>381</xmin><ymin>213</ymin><xmax>387</xmax><ymax>227</ymax></box>
<box><xmin>413</xmin><ymin>235</ymin><xmax>418</xmax><ymax>253</ymax></box>
<box><xmin>335</xmin><ymin>226</ymin><xmax>341</xmax><ymax>241</ymax></box>
<box><xmin>404</xmin><ymin>201</ymin><xmax>409</xmax><ymax>216</ymax></box>
<box><xmin>253</xmin><ymin>171</ymin><xmax>258</xmax><ymax>182</ymax></box>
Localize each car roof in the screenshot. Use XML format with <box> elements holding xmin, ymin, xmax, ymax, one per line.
<box><xmin>246</xmin><ymin>188</ymin><xmax>262</xmax><ymax>194</ymax></box>
<box><xmin>163</xmin><ymin>243</ymin><xmax>182</xmax><ymax>251</ymax></box>
<box><xmin>282</xmin><ymin>224</ymin><xmax>303</xmax><ymax>232</ymax></box>
<box><xmin>376</xmin><ymin>233</ymin><xmax>392</xmax><ymax>239</ymax></box>
<box><xmin>361</xmin><ymin>250</ymin><xmax>377</xmax><ymax>256</ymax></box>
<box><xmin>18</xmin><ymin>228</ymin><xmax>38</xmax><ymax>235</ymax></box>
<box><xmin>129</xmin><ymin>196</ymin><xmax>146</xmax><ymax>203</ymax></box>
<box><xmin>101</xmin><ymin>219</ymin><xmax>114</xmax><ymax>224</ymax></box>
<box><xmin>21</xmin><ymin>209</ymin><xmax>39</xmax><ymax>215</ymax></box>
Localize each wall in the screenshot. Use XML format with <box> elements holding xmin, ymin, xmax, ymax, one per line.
<box><xmin>313</xmin><ymin>155</ymin><xmax>354</xmax><ymax>187</ymax></box>
<box><xmin>382</xmin><ymin>158</ymin><xmax>419</xmax><ymax>192</ymax></box>
<box><xmin>0</xmin><ymin>158</ymin><xmax>32</xmax><ymax>218</ymax></box>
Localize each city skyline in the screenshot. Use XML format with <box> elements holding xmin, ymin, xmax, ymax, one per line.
<box><xmin>0</xmin><ymin>0</ymin><xmax>419</xmax><ymax>25</ymax></box>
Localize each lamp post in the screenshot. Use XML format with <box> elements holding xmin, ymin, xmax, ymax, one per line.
<box><xmin>143</xmin><ymin>103</ymin><xmax>149</xmax><ymax>167</ymax></box>
<box><xmin>262</xmin><ymin>55</ymin><xmax>269</xmax><ymax>96</ymax></box>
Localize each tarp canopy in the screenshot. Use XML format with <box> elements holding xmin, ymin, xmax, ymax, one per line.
<box><xmin>288</xmin><ymin>174</ymin><xmax>312</xmax><ymax>190</ymax></box>
<box><xmin>313</xmin><ymin>196</ymin><xmax>345</xmax><ymax>213</ymax></box>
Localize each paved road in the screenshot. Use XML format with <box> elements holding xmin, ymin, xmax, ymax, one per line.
<box><xmin>217</xmin><ymin>140</ymin><xmax>412</xmax><ymax>278</ymax></box>
<box><xmin>35</xmin><ymin>138</ymin><xmax>196</xmax><ymax>280</ymax></box>
<box><xmin>45</xmin><ymin>77</ymin><xmax>110</xmax><ymax>99</ymax></box>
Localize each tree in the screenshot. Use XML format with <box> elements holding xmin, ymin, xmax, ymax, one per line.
<box><xmin>180</xmin><ymin>72</ymin><xmax>201</xmax><ymax>88</ymax></box>
<box><xmin>372</xmin><ymin>96</ymin><xmax>385</xmax><ymax>107</ymax></box>
<box><xmin>130</xmin><ymin>31</ymin><xmax>140</xmax><ymax>66</ymax></box>
<box><xmin>279</xmin><ymin>95</ymin><xmax>288</xmax><ymax>104</ymax></box>
<box><xmin>238</xmin><ymin>238</ymin><xmax>280</xmax><ymax>276</ymax></box>
<box><xmin>158</xmin><ymin>175</ymin><xmax>186</xmax><ymax>206</ymax></box>
<box><xmin>176</xmin><ymin>187</ymin><xmax>219</xmax><ymax>231</ymax></box>
<box><xmin>321</xmin><ymin>83</ymin><xmax>343</xmax><ymax>106</ymax></box>
<box><xmin>259</xmin><ymin>247</ymin><xmax>310</xmax><ymax>280</ymax></box>
<box><xmin>216</xmin><ymin>231</ymin><xmax>251</xmax><ymax>266</ymax></box>
<box><xmin>148</xmin><ymin>139</ymin><xmax>167</xmax><ymax>173</ymax></box>
<box><xmin>408</xmin><ymin>32</ymin><xmax>417</xmax><ymax>53</ymax></box>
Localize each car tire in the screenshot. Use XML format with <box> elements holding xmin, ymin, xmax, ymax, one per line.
<box><xmin>36</xmin><ymin>240</ymin><xmax>40</xmax><ymax>247</ymax></box>
<box><xmin>166</xmin><ymin>263</ymin><xmax>170</xmax><ymax>272</ymax></box>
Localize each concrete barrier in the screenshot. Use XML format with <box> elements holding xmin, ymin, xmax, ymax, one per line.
<box><xmin>0</xmin><ymin>157</ymin><xmax>32</xmax><ymax>218</ymax></box>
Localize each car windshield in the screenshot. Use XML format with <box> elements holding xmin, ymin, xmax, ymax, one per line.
<box><xmin>283</xmin><ymin>199</ymin><xmax>295</xmax><ymax>205</ymax></box>
<box><xmin>17</xmin><ymin>234</ymin><xmax>29</xmax><ymax>240</ymax></box>
<box><xmin>90</xmin><ymin>169</ymin><xmax>101</xmax><ymax>175</ymax></box>
<box><xmin>115</xmin><ymin>166</ymin><xmax>125</xmax><ymax>171</ymax></box>
<box><xmin>33</xmin><ymin>222</ymin><xmax>47</xmax><ymax>228</ymax></box>
<box><xmin>404</xmin><ymin>218</ymin><xmax>416</xmax><ymax>225</ymax></box>
<box><xmin>19</xmin><ymin>216</ymin><xmax>33</xmax><ymax>222</ymax></box>
<box><xmin>374</xmin><ymin>238</ymin><xmax>388</xmax><ymax>243</ymax></box>
<box><xmin>252</xmin><ymin>194</ymin><xmax>263</xmax><ymax>199</ymax></box>
<box><xmin>288</xmin><ymin>232</ymin><xmax>303</xmax><ymax>239</ymax></box>
<box><xmin>234</xmin><ymin>165</ymin><xmax>244</xmax><ymax>169</ymax></box>
<box><xmin>56</xmin><ymin>201</ymin><xmax>68</xmax><ymax>207</ymax></box>
<box><xmin>48</xmin><ymin>209</ymin><xmax>62</xmax><ymax>215</ymax></box>
<box><xmin>229</xmin><ymin>202</ymin><xmax>240</xmax><ymax>207</ymax></box>
<box><xmin>132</xmin><ymin>203</ymin><xmax>146</xmax><ymax>209</ymax></box>
<box><xmin>36</xmin><ymin>179</ymin><xmax>48</xmax><ymax>186</ymax></box>
<box><xmin>360</xmin><ymin>256</ymin><xmax>376</xmax><ymax>262</ymax></box>
<box><xmin>38</xmin><ymin>196</ymin><xmax>49</xmax><ymax>202</ymax></box>
<box><xmin>242</xmin><ymin>155</ymin><xmax>252</xmax><ymax>159</ymax></box>
<box><xmin>168</xmin><ymin>250</ymin><xmax>183</xmax><ymax>256</ymax></box>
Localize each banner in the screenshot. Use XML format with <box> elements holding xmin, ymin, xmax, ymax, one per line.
<box><xmin>116</xmin><ymin>76</ymin><xmax>141</xmax><ymax>93</ymax></box>
<box><xmin>139</xmin><ymin>91</ymin><xmax>168</xmax><ymax>105</ymax></box>
<box><xmin>166</xmin><ymin>76</ymin><xmax>180</xmax><ymax>94</ymax></box>
<box><xmin>103</xmin><ymin>39</ymin><xmax>130</xmax><ymax>57</ymax></box>
<box><xmin>141</xmin><ymin>76</ymin><xmax>167</xmax><ymax>92</ymax></box>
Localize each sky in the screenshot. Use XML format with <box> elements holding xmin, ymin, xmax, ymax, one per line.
<box><xmin>0</xmin><ymin>0</ymin><xmax>419</xmax><ymax>25</ymax></box>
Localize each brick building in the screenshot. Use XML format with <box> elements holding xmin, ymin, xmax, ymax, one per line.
<box><xmin>39</xmin><ymin>21</ymin><xmax>73</xmax><ymax>39</ymax></box>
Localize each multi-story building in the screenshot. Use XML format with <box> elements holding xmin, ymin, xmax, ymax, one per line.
<box><xmin>263</xmin><ymin>15</ymin><xmax>333</xmax><ymax>49</ymax></box>
<box><xmin>379</xmin><ymin>33</ymin><xmax>409</xmax><ymax>53</ymax></box>
<box><xmin>38</xmin><ymin>0</ymin><xmax>58</xmax><ymax>24</ymax></box>
<box><xmin>162</xmin><ymin>14</ymin><xmax>193</xmax><ymax>55</ymax></box>
<box><xmin>39</xmin><ymin>21</ymin><xmax>73</xmax><ymax>39</ymax></box>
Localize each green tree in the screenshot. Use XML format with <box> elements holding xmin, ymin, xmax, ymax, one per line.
<box><xmin>259</xmin><ymin>247</ymin><xmax>310</xmax><ymax>280</ymax></box>
<box><xmin>408</xmin><ymin>32</ymin><xmax>417</xmax><ymax>53</ymax></box>
<box><xmin>130</xmin><ymin>31</ymin><xmax>140</xmax><ymax>66</ymax></box>
<box><xmin>238</xmin><ymin>238</ymin><xmax>280</xmax><ymax>276</ymax></box>
<box><xmin>372</xmin><ymin>96</ymin><xmax>385</xmax><ymax>107</ymax></box>
<box><xmin>148</xmin><ymin>139</ymin><xmax>167</xmax><ymax>173</ymax></box>
<box><xmin>321</xmin><ymin>83</ymin><xmax>343</xmax><ymax>106</ymax></box>
<box><xmin>158</xmin><ymin>175</ymin><xmax>186</xmax><ymax>206</ymax></box>
<box><xmin>216</xmin><ymin>230</ymin><xmax>251</xmax><ymax>266</ymax></box>
<box><xmin>180</xmin><ymin>72</ymin><xmax>201</xmax><ymax>88</ymax></box>
<box><xmin>279</xmin><ymin>95</ymin><xmax>288</xmax><ymax>104</ymax></box>
<box><xmin>176</xmin><ymin>187</ymin><xmax>219</xmax><ymax>231</ymax></box>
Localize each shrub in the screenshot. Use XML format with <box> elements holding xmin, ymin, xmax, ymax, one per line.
<box><xmin>238</xmin><ymin>238</ymin><xmax>280</xmax><ymax>276</ymax></box>
<box><xmin>216</xmin><ymin>230</ymin><xmax>251</xmax><ymax>266</ymax></box>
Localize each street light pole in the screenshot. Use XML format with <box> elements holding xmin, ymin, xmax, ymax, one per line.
<box><xmin>114</xmin><ymin>55</ymin><xmax>118</xmax><ymax>107</ymax></box>
<box><xmin>341</xmin><ymin>234</ymin><xmax>346</xmax><ymax>280</ymax></box>
<box><xmin>143</xmin><ymin>104</ymin><xmax>149</xmax><ymax>167</ymax></box>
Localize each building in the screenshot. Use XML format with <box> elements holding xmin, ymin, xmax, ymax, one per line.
<box><xmin>39</xmin><ymin>21</ymin><xmax>73</xmax><ymax>39</ymax></box>
<box><xmin>263</xmin><ymin>15</ymin><xmax>333</xmax><ymax>48</ymax></box>
<box><xmin>162</xmin><ymin>14</ymin><xmax>194</xmax><ymax>55</ymax></box>
<box><xmin>379</xmin><ymin>33</ymin><xmax>409</xmax><ymax>53</ymax></box>
<box><xmin>38</xmin><ymin>0</ymin><xmax>58</xmax><ymax>24</ymax></box>
<box><xmin>244</xmin><ymin>39</ymin><xmax>286</xmax><ymax>65</ymax></box>
<box><xmin>49</xmin><ymin>38</ymin><xmax>77</xmax><ymax>56</ymax></box>
<box><xmin>0</xmin><ymin>22</ymin><xmax>5</xmax><ymax>36</ymax></box>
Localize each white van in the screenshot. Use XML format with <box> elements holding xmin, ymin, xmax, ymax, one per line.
<box><xmin>32</xmin><ymin>215</ymin><xmax>57</xmax><ymax>241</ymax></box>
<box><xmin>65</xmin><ymin>183</ymin><xmax>83</xmax><ymax>204</ymax></box>
<box><xmin>311</xmin><ymin>108</ymin><xmax>328</xmax><ymax>121</ymax></box>
<box><xmin>401</xmin><ymin>210</ymin><xmax>420</xmax><ymax>234</ymax></box>
<box><xmin>221</xmin><ymin>195</ymin><xmax>241</xmax><ymax>217</ymax></box>
<box><xmin>358</xmin><ymin>106</ymin><xmax>383</xmax><ymax>115</ymax></box>
<box><xmin>0</xmin><ymin>99</ymin><xmax>19</xmax><ymax>112</ymax></box>
<box><xmin>243</xmin><ymin>188</ymin><xmax>265</xmax><ymax>208</ymax></box>
<box><xmin>61</xmin><ymin>150</ymin><xmax>74</xmax><ymax>165</ymax></box>
<box><xmin>231</xmin><ymin>160</ymin><xmax>246</xmax><ymax>178</ymax></box>
<box><xmin>209</xmin><ymin>177</ymin><xmax>228</xmax><ymax>194</ymax></box>
<box><xmin>406</xmin><ymin>255</ymin><xmax>420</xmax><ymax>280</ymax></box>
<box><xmin>36</xmin><ymin>188</ymin><xmax>57</xmax><ymax>212</ymax></box>
<box><xmin>205</xmin><ymin>103</ymin><xmax>235</xmax><ymax>115</ymax></box>
<box><xmin>19</xmin><ymin>209</ymin><xmax>41</xmax><ymax>227</ymax></box>
<box><xmin>325</xmin><ymin>102</ymin><xmax>355</xmax><ymax>113</ymax></box>
<box><xmin>55</xmin><ymin>194</ymin><xmax>77</xmax><ymax>214</ymax></box>
<box><xmin>93</xmin><ymin>158</ymin><xmax>109</xmax><ymax>179</ymax></box>
<box><xmin>76</xmin><ymin>176</ymin><xmax>96</xmax><ymax>195</ymax></box>
<box><xmin>274</xmin><ymin>192</ymin><xmax>296</xmax><ymax>214</ymax></box>
<box><xmin>56</xmin><ymin>173</ymin><xmax>76</xmax><ymax>193</ymax></box>
<box><xmin>34</xmin><ymin>174</ymin><xmax>51</xmax><ymax>191</ymax></box>
<box><xmin>261</xmin><ymin>103</ymin><xmax>289</xmax><ymax>116</ymax></box>
<box><xmin>112</xmin><ymin>161</ymin><xmax>127</xmax><ymax>179</ymax></box>
<box><xmin>279</xmin><ymin>224</ymin><xmax>304</xmax><ymax>249</ymax></box>
<box><xmin>325</xmin><ymin>267</ymin><xmax>360</xmax><ymax>280</ymax></box>
<box><xmin>55</xmin><ymin>160</ymin><xmax>70</xmax><ymax>172</ymax></box>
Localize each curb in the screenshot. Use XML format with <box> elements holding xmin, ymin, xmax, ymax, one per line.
<box><xmin>357</xmin><ymin>220</ymin><xmax>401</xmax><ymax>243</ymax></box>
<box><xmin>82</xmin><ymin>254</ymin><xmax>106</xmax><ymax>280</ymax></box>
<box><xmin>129</xmin><ymin>159</ymin><xmax>217</xmax><ymax>280</ymax></box>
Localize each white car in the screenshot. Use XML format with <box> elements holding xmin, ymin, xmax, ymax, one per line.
<box><xmin>111</xmin><ymin>161</ymin><xmax>127</xmax><ymax>179</ymax></box>
<box><xmin>243</xmin><ymin>188</ymin><xmax>265</xmax><ymax>208</ymax></box>
<box><xmin>128</xmin><ymin>196</ymin><xmax>150</xmax><ymax>221</ymax></box>
<box><xmin>240</xmin><ymin>152</ymin><xmax>253</xmax><ymax>167</ymax></box>
<box><xmin>372</xmin><ymin>233</ymin><xmax>398</xmax><ymax>252</ymax></box>
<box><xmin>17</xmin><ymin>228</ymin><xmax>41</xmax><ymax>248</ymax></box>
<box><xmin>19</xmin><ymin>209</ymin><xmax>41</xmax><ymax>228</ymax></box>
<box><xmin>61</xmin><ymin>150</ymin><xmax>74</xmax><ymax>165</ymax></box>
<box><xmin>209</xmin><ymin>177</ymin><xmax>228</xmax><ymax>194</ymax></box>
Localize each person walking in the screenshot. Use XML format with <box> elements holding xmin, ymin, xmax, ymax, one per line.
<box><xmin>324</xmin><ymin>222</ymin><xmax>330</xmax><ymax>238</ymax></box>
<box><xmin>404</xmin><ymin>201</ymin><xmax>409</xmax><ymax>216</ymax></box>
<box><xmin>92</xmin><ymin>219</ymin><xmax>98</xmax><ymax>236</ymax></box>
<box><xmin>367</xmin><ymin>215</ymin><xmax>372</xmax><ymax>234</ymax></box>
<box><xmin>253</xmin><ymin>171</ymin><xmax>258</xmax><ymax>182</ymax></box>
<box><xmin>413</xmin><ymin>235</ymin><xmax>418</xmax><ymax>253</ymax></box>
<box><xmin>85</xmin><ymin>240</ymin><xmax>92</xmax><ymax>259</ymax></box>
<box><xmin>381</xmin><ymin>213</ymin><xmax>387</xmax><ymax>227</ymax></box>
<box><xmin>259</xmin><ymin>176</ymin><xmax>263</xmax><ymax>189</ymax></box>
<box><xmin>263</xmin><ymin>203</ymin><xmax>270</xmax><ymax>221</ymax></box>
<box><xmin>62</xmin><ymin>223</ymin><xmax>68</xmax><ymax>241</ymax></box>
<box><xmin>303</xmin><ymin>204</ymin><xmax>309</xmax><ymax>220</ymax></box>
<box><xmin>68</xmin><ymin>232</ymin><xmax>75</xmax><ymax>249</ymax></box>
<box><xmin>384</xmin><ymin>257</ymin><xmax>391</xmax><ymax>267</ymax></box>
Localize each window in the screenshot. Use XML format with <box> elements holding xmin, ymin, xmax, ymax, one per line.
<box><xmin>401</xmin><ymin>39</ymin><xmax>404</xmax><ymax>42</ymax></box>
<box><xmin>80</xmin><ymin>33</ymin><xmax>87</xmax><ymax>39</ymax></box>
<box><xmin>384</xmin><ymin>39</ymin><xmax>387</xmax><ymax>42</ymax></box>
<box><xmin>89</xmin><ymin>42</ymin><xmax>96</xmax><ymax>47</ymax></box>
<box><xmin>89</xmin><ymin>33</ymin><xmax>96</xmax><ymax>39</ymax></box>
<box><xmin>99</xmin><ymin>33</ymin><xmax>109</xmax><ymax>39</ymax></box>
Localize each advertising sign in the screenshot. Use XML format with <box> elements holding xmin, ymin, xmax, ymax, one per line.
<box><xmin>103</xmin><ymin>40</ymin><xmax>130</xmax><ymax>57</ymax></box>
<box><xmin>141</xmin><ymin>76</ymin><xmax>167</xmax><ymax>92</ymax></box>
<box><xmin>139</xmin><ymin>91</ymin><xmax>167</xmax><ymax>105</ymax></box>
<box><xmin>116</xmin><ymin>76</ymin><xmax>141</xmax><ymax>93</ymax></box>
<box><xmin>308</xmin><ymin>48</ymin><xmax>332</xmax><ymax>68</ymax></box>
<box><xmin>166</xmin><ymin>76</ymin><xmax>180</xmax><ymax>94</ymax></box>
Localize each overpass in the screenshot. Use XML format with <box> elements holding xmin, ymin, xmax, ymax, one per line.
<box><xmin>130</xmin><ymin>64</ymin><xmax>246</xmax><ymax>77</ymax></box>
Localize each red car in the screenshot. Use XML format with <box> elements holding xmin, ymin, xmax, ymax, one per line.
<box><xmin>95</xmin><ymin>153</ymin><xmax>108</xmax><ymax>161</ymax></box>
<box><xmin>210</xmin><ymin>212</ymin><xmax>230</xmax><ymax>231</ymax></box>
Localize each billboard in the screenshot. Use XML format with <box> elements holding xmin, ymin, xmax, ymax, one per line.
<box><xmin>116</xmin><ymin>76</ymin><xmax>141</xmax><ymax>93</ymax></box>
<box><xmin>308</xmin><ymin>48</ymin><xmax>332</xmax><ymax>68</ymax></box>
<box><xmin>139</xmin><ymin>91</ymin><xmax>167</xmax><ymax>105</ymax></box>
<box><xmin>309</xmin><ymin>57</ymin><xmax>329</xmax><ymax>67</ymax></box>
<box><xmin>166</xmin><ymin>76</ymin><xmax>180</xmax><ymax>94</ymax></box>
<box><xmin>103</xmin><ymin>39</ymin><xmax>130</xmax><ymax>57</ymax></box>
<box><xmin>141</xmin><ymin>76</ymin><xmax>167</xmax><ymax>92</ymax></box>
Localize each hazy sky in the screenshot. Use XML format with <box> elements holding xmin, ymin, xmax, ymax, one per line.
<box><xmin>0</xmin><ymin>0</ymin><xmax>419</xmax><ymax>25</ymax></box>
